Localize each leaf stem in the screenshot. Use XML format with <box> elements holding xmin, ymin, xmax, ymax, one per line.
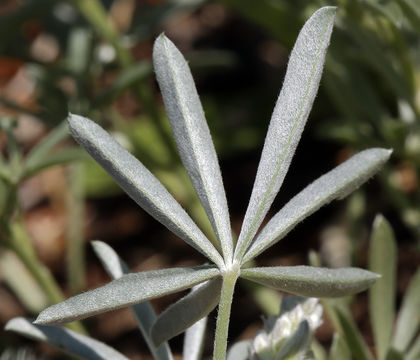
<box><xmin>213</xmin><ymin>266</ymin><xmax>239</xmax><ymax>360</ymax></box>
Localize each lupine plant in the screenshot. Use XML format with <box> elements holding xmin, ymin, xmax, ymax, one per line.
<box><xmin>6</xmin><ymin>7</ymin><xmax>392</xmax><ymax>359</ymax></box>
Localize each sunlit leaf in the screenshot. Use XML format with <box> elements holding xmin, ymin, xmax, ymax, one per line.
<box><xmin>153</xmin><ymin>34</ymin><xmax>233</xmax><ymax>262</ymax></box>
<box><xmin>235</xmin><ymin>7</ymin><xmax>337</xmax><ymax>261</ymax></box>
<box><xmin>67</xmin><ymin>114</ymin><xmax>224</xmax><ymax>267</ymax></box>
<box><xmin>35</xmin><ymin>265</ymin><xmax>220</xmax><ymax>325</ymax></box>
<box><xmin>241</xmin><ymin>266</ymin><xmax>379</xmax><ymax>298</ymax></box>
<box><xmin>243</xmin><ymin>148</ymin><xmax>391</xmax><ymax>262</ymax></box>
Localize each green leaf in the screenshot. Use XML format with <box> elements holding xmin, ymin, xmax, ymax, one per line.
<box><xmin>67</xmin><ymin>114</ymin><xmax>224</xmax><ymax>268</ymax></box>
<box><xmin>329</xmin><ymin>333</ymin><xmax>351</xmax><ymax>360</ymax></box>
<box><xmin>151</xmin><ymin>278</ymin><xmax>222</xmax><ymax>346</ymax></box>
<box><xmin>335</xmin><ymin>307</ymin><xmax>374</xmax><ymax>360</ymax></box>
<box><xmin>243</xmin><ymin>148</ymin><xmax>392</xmax><ymax>263</ymax></box>
<box><xmin>241</xmin><ymin>266</ymin><xmax>379</xmax><ymax>298</ymax></box>
<box><xmin>22</xmin><ymin>148</ymin><xmax>89</xmax><ymax>179</ymax></box>
<box><xmin>392</xmin><ymin>267</ymin><xmax>420</xmax><ymax>352</ymax></box>
<box><xmin>34</xmin><ymin>265</ymin><xmax>220</xmax><ymax>325</ymax></box>
<box><xmin>226</xmin><ymin>340</ymin><xmax>252</xmax><ymax>360</ymax></box>
<box><xmin>94</xmin><ymin>62</ymin><xmax>152</xmax><ymax>105</ymax></box>
<box><xmin>25</xmin><ymin>121</ymin><xmax>70</xmax><ymax>168</ymax></box>
<box><xmin>91</xmin><ymin>241</ymin><xmax>173</xmax><ymax>360</ymax></box>
<box><xmin>183</xmin><ymin>316</ymin><xmax>208</xmax><ymax>360</ymax></box>
<box><xmin>153</xmin><ymin>34</ymin><xmax>233</xmax><ymax>262</ymax></box>
<box><xmin>234</xmin><ymin>7</ymin><xmax>337</xmax><ymax>261</ymax></box>
<box><xmin>369</xmin><ymin>215</ymin><xmax>397</xmax><ymax>360</ymax></box>
<box><xmin>406</xmin><ymin>335</ymin><xmax>420</xmax><ymax>360</ymax></box>
<box><xmin>5</xmin><ymin>317</ymin><xmax>129</xmax><ymax>360</ymax></box>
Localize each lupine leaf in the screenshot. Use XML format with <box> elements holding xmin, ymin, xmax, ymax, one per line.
<box><xmin>153</xmin><ymin>34</ymin><xmax>233</xmax><ymax>262</ymax></box>
<box><xmin>151</xmin><ymin>277</ymin><xmax>222</xmax><ymax>346</ymax></box>
<box><xmin>35</xmin><ymin>265</ymin><xmax>220</xmax><ymax>325</ymax></box>
<box><xmin>91</xmin><ymin>241</ymin><xmax>173</xmax><ymax>360</ymax></box>
<box><xmin>24</xmin><ymin>121</ymin><xmax>69</xmax><ymax>167</ymax></box>
<box><xmin>406</xmin><ymin>335</ymin><xmax>420</xmax><ymax>360</ymax></box>
<box><xmin>183</xmin><ymin>316</ymin><xmax>208</xmax><ymax>360</ymax></box>
<box><xmin>67</xmin><ymin>114</ymin><xmax>224</xmax><ymax>268</ymax></box>
<box><xmin>241</xmin><ymin>266</ymin><xmax>379</xmax><ymax>298</ymax></box>
<box><xmin>235</xmin><ymin>6</ymin><xmax>337</xmax><ymax>261</ymax></box>
<box><xmin>392</xmin><ymin>267</ymin><xmax>420</xmax><ymax>352</ymax></box>
<box><xmin>335</xmin><ymin>307</ymin><xmax>374</xmax><ymax>360</ymax></box>
<box><xmin>329</xmin><ymin>333</ymin><xmax>351</xmax><ymax>360</ymax></box>
<box><xmin>22</xmin><ymin>147</ymin><xmax>89</xmax><ymax>179</ymax></box>
<box><xmin>369</xmin><ymin>215</ymin><xmax>396</xmax><ymax>360</ymax></box>
<box><xmin>5</xmin><ymin>317</ymin><xmax>129</xmax><ymax>360</ymax></box>
<box><xmin>243</xmin><ymin>148</ymin><xmax>392</xmax><ymax>263</ymax></box>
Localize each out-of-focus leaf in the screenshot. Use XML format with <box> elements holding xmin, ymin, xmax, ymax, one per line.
<box><xmin>66</xmin><ymin>27</ymin><xmax>93</xmax><ymax>75</ymax></box>
<box><xmin>153</xmin><ymin>34</ymin><xmax>233</xmax><ymax>262</ymax></box>
<box><xmin>396</xmin><ymin>0</ymin><xmax>420</xmax><ymax>32</ymax></box>
<box><xmin>275</xmin><ymin>320</ymin><xmax>312</xmax><ymax>359</ymax></box>
<box><xmin>23</xmin><ymin>148</ymin><xmax>89</xmax><ymax>179</ymax></box>
<box><xmin>234</xmin><ymin>7</ymin><xmax>336</xmax><ymax>261</ymax></box>
<box><xmin>183</xmin><ymin>316</ymin><xmax>208</xmax><ymax>360</ymax></box>
<box><xmin>92</xmin><ymin>241</ymin><xmax>173</xmax><ymax>360</ymax></box>
<box><xmin>243</xmin><ymin>148</ymin><xmax>392</xmax><ymax>263</ymax></box>
<box><xmin>5</xmin><ymin>317</ymin><xmax>129</xmax><ymax>360</ymax></box>
<box><xmin>392</xmin><ymin>268</ymin><xmax>420</xmax><ymax>352</ymax></box>
<box><xmin>25</xmin><ymin>121</ymin><xmax>69</xmax><ymax>166</ymax></box>
<box><xmin>329</xmin><ymin>333</ymin><xmax>351</xmax><ymax>360</ymax></box>
<box><xmin>369</xmin><ymin>215</ymin><xmax>396</xmax><ymax>360</ymax></box>
<box><xmin>35</xmin><ymin>265</ymin><xmax>220</xmax><ymax>325</ymax></box>
<box><xmin>406</xmin><ymin>335</ymin><xmax>420</xmax><ymax>360</ymax></box>
<box><xmin>94</xmin><ymin>62</ymin><xmax>152</xmax><ymax>105</ymax></box>
<box><xmin>68</xmin><ymin>114</ymin><xmax>224</xmax><ymax>267</ymax></box>
<box><xmin>336</xmin><ymin>307</ymin><xmax>374</xmax><ymax>360</ymax></box>
<box><xmin>241</xmin><ymin>266</ymin><xmax>379</xmax><ymax>298</ymax></box>
<box><xmin>151</xmin><ymin>278</ymin><xmax>222</xmax><ymax>346</ymax></box>
<box><xmin>226</xmin><ymin>340</ymin><xmax>251</xmax><ymax>360</ymax></box>
<box><xmin>0</xmin><ymin>248</ymin><xmax>48</xmax><ymax>313</ymax></box>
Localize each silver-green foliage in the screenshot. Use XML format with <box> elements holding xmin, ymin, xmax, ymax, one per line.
<box><xmin>10</xmin><ymin>6</ymin><xmax>391</xmax><ymax>360</ymax></box>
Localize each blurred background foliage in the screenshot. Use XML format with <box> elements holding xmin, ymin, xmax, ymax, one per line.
<box><xmin>0</xmin><ymin>0</ymin><xmax>419</xmax><ymax>358</ymax></box>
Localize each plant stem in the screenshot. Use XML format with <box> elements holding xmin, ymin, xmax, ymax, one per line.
<box><xmin>214</xmin><ymin>267</ymin><xmax>239</xmax><ymax>360</ymax></box>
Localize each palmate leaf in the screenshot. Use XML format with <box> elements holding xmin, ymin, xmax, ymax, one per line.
<box><xmin>91</xmin><ymin>241</ymin><xmax>173</xmax><ymax>360</ymax></box>
<box><xmin>67</xmin><ymin>114</ymin><xmax>224</xmax><ymax>268</ymax></box>
<box><xmin>243</xmin><ymin>148</ymin><xmax>392</xmax><ymax>263</ymax></box>
<box><xmin>153</xmin><ymin>34</ymin><xmax>233</xmax><ymax>263</ymax></box>
<box><xmin>5</xmin><ymin>317</ymin><xmax>129</xmax><ymax>360</ymax></box>
<box><xmin>35</xmin><ymin>265</ymin><xmax>220</xmax><ymax>325</ymax></box>
<box><xmin>241</xmin><ymin>266</ymin><xmax>379</xmax><ymax>298</ymax></box>
<box><xmin>235</xmin><ymin>6</ymin><xmax>336</xmax><ymax>261</ymax></box>
<box><xmin>151</xmin><ymin>278</ymin><xmax>222</xmax><ymax>346</ymax></box>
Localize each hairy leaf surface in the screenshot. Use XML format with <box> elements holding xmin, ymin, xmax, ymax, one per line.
<box><xmin>241</xmin><ymin>266</ymin><xmax>379</xmax><ymax>298</ymax></box>
<box><xmin>153</xmin><ymin>34</ymin><xmax>233</xmax><ymax>262</ymax></box>
<box><xmin>235</xmin><ymin>7</ymin><xmax>337</xmax><ymax>261</ymax></box>
<box><xmin>243</xmin><ymin>148</ymin><xmax>392</xmax><ymax>262</ymax></box>
<box><xmin>35</xmin><ymin>265</ymin><xmax>220</xmax><ymax>325</ymax></box>
<box><xmin>68</xmin><ymin>114</ymin><xmax>223</xmax><ymax>268</ymax></box>
<box><xmin>92</xmin><ymin>241</ymin><xmax>173</xmax><ymax>360</ymax></box>
<box><xmin>151</xmin><ymin>278</ymin><xmax>222</xmax><ymax>346</ymax></box>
